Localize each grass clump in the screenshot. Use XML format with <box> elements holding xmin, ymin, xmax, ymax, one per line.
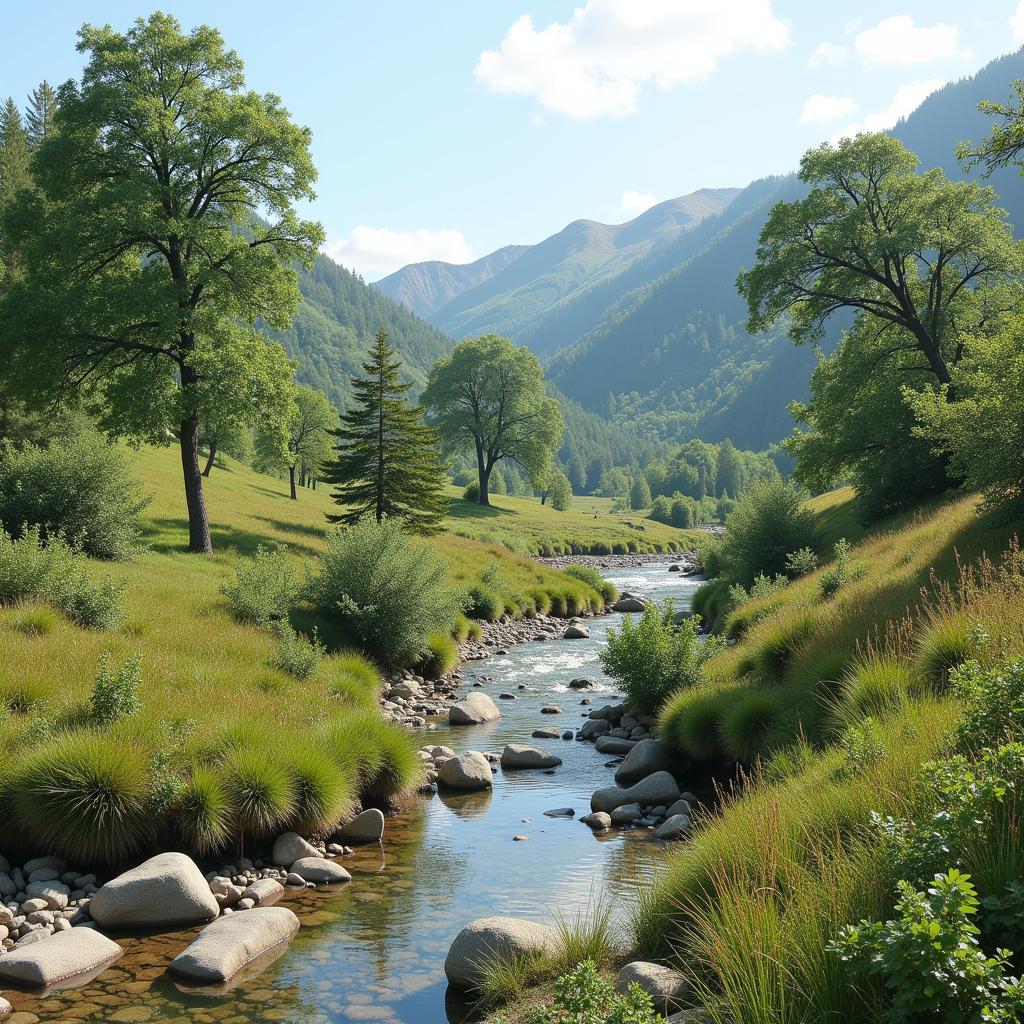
<box><xmin>419</xmin><ymin>631</ymin><xmax>459</xmax><ymax>679</ymax></box>
<box><xmin>751</xmin><ymin>609</ymin><xmax>816</xmax><ymax>681</ymax></box>
<box><xmin>175</xmin><ymin>768</ymin><xmax>232</xmax><ymax>855</ymax></box>
<box><xmin>319</xmin><ymin>709</ymin><xmax>425</xmax><ymax>800</ymax></box>
<box><xmin>271</xmin><ymin>620</ymin><xmax>325</xmax><ymax>679</ymax></box>
<box><xmin>463</xmin><ymin>582</ymin><xmax>505</xmax><ymax>621</ymax></box>
<box><xmin>11</xmin><ymin>607</ymin><xmax>58</xmax><ymax>637</ymax></box>
<box><xmin>562</xmin><ymin>564</ymin><xmax>619</xmax><ymax>605</ymax></box>
<box><xmin>718</xmin><ymin>689</ymin><xmax>783</xmax><ymax>763</ymax></box>
<box><xmin>280</xmin><ymin>738</ymin><xmax>356</xmax><ymax>835</ymax></box>
<box><xmin>914</xmin><ymin>612</ymin><xmax>978</xmax><ymax>693</ymax></box>
<box><xmin>661</xmin><ymin>685</ymin><xmax>734</xmax><ymax>761</ymax></box>
<box><xmin>819</xmin><ymin>538</ymin><xmax>865</xmax><ymax>599</ymax></box>
<box><xmin>833</xmin><ymin>654</ymin><xmax>914</xmax><ymax>729</ymax></box>
<box><xmin>220</xmin><ymin>745</ymin><xmax>298</xmax><ymax>846</ymax></box>
<box><xmin>328</xmin><ymin>651</ymin><xmax>382</xmax><ymax>705</ymax></box>
<box><xmin>90</xmin><ymin>653</ymin><xmax>143</xmax><ymax>725</ymax></box>
<box><xmin>221</xmin><ymin>544</ymin><xmax>298</xmax><ymax>626</ymax></box>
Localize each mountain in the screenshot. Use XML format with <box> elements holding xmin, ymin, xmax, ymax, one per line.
<box><xmin>375</xmin><ymin>245</ymin><xmax>529</xmax><ymax>318</ymax></box>
<box><xmin>547</xmin><ymin>48</ymin><xmax>1024</xmax><ymax>450</ymax></box>
<box><xmin>414</xmin><ymin>189</ymin><xmax>740</xmax><ymax>354</ymax></box>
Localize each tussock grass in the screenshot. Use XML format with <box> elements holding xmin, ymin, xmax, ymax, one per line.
<box><xmin>419</xmin><ymin>631</ymin><xmax>459</xmax><ymax>679</ymax></box>
<box><xmin>176</xmin><ymin>768</ymin><xmax>232</xmax><ymax>855</ymax></box>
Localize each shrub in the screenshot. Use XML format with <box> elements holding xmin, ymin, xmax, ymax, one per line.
<box><xmin>0</xmin><ymin>431</ymin><xmax>150</xmax><ymax>559</ymax></box>
<box><xmin>600</xmin><ymin>602</ymin><xmax>725</xmax><ymax>714</ymax></box>
<box><xmin>419</xmin><ymin>631</ymin><xmax>459</xmax><ymax>679</ymax></box>
<box><xmin>785</xmin><ymin>546</ymin><xmax>819</xmax><ymax>577</ymax></box>
<box><xmin>308</xmin><ymin>517</ymin><xmax>459</xmax><ymax>666</ymax></box>
<box><xmin>220</xmin><ymin>745</ymin><xmax>297</xmax><ymax>844</ymax></box>
<box><xmin>175</xmin><ymin>769</ymin><xmax>232</xmax><ymax>854</ymax></box>
<box><xmin>90</xmin><ymin>653</ymin><xmax>144</xmax><ymax>725</ymax></box>
<box><xmin>10</xmin><ymin>732</ymin><xmax>151</xmax><ymax>863</ymax></box>
<box><xmin>819</xmin><ymin>538</ymin><xmax>865</xmax><ymax>599</ymax></box>
<box><xmin>562</xmin><ymin>564</ymin><xmax>619</xmax><ymax>604</ymax></box>
<box><xmin>221</xmin><ymin>544</ymin><xmax>298</xmax><ymax>626</ymax></box>
<box><xmin>693</xmin><ymin>536</ymin><xmax>723</xmax><ymax>578</ymax></box>
<box><xmin>521</xmin><ymin>960</ymin><xmax>661</xmax><ymax>1024</ymax></box>
<box><xmin>463</xmin><ymin>583</ymin><xmax>505</xmax><ymax>621</ymax></box>
<box><xmin>463</xmin><ymin>481</ymin><xmax>481</xmax><ymax>502</ymax></box>
<box><xmin>271</xmin><ymin>620</ymin><xmax>325</xmax><ymax>680</ymax></box>
<box><xmin>718</xmin><ymin>690</ymin><xmax>783</xmax><ymax>763</ymax></box>
<box><xmin>718</xmin><ymin>478</ymin><xmax>817</xmax><ymax>587</ymax></box>
<box><xmin>728</xmin><ymin>571</ymin><xmax>788</xmax><ymax>607</ymax></box>
<box><xmin>649</xmin><ymin>495</ymin><xmax>673</xmax><ymax>524</ymax></box>
<box><xmin>58</xmin><ymin>575</ymin><xmax>125</xmax><ymax>630</ymax></box>
<box><xmin>953</xmin><ymin>659</ymin><xmax>1024</xmax><ymax>755</ymax></box>
<box><xmin>830</xmin><ymin>870</ymin><xmax>1024</xmax><ymax>1023</ymax></box>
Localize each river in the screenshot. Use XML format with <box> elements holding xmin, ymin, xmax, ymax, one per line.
<box><xmin>7</xmin><ymin>564</ymin><xmax>702</xmax><ymax>1024</ymax></box>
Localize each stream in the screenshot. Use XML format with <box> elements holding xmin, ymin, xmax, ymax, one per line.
<box><xmin>7</xmin><ymin>564</ymin><xmax>702</xmax><ymax>1024</ymax></box>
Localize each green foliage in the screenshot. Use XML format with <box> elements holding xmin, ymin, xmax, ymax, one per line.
<box><xmin>563</xmin><ymin>564</ymin><xmax>619</xmax><ymax>604</ymax></box>
<box><xmin>544</xmin><ymin>467</ymin><xmax>573</xmax><ymax>511</ymax></box>
<box><xmin>0</xmin><ymin>432</ymin><xmax>150</xmax><ymax>559</ymax></box>
<box><xmin>952</xmin><ymin>659</ymin><xmax>1024</xmax><ymax>755</ymax></box>
<box><xmin>220</xmin><ymin>544</ymin><xmax>298</xmax><ymax>627</ymax></box>
<box><xmin>751</xmin><ymin>610</ymin><xmax>816</xmax><ymax>681</ymax></box>
<box><xmin>628</xmin><ymin>476</ymin><xmax>651</xmax><ymax>511</ymax></box>
<box><xmin>419</xmin><ymin>631</ymin><xmax>459</xmax><ymax>679</ymax></box>
<box><xmin>279</xmin><ymin>737</ymin><xmax>355</xmax><ymax>835</ymax></box>
<box><xmin>835</xmin><ymin>656</ymin><xmax>913</xmax><ymax>729</ymax></box>
<box><xmin>728</xmin><ymin>571</ymin><xmax>788</xmax><ymax>607</ymax></box>
<box><xmin>308</xmin><ymin>517</ymin><xmax>459</xmax><ymax>665</ymax></box>
<box><xmin>914</xmin><ymin>615</ymin><xmax>978</xmax><ymax>693</ymax></box>
<box><xmin>521</xmin><ymin>960</ymin><xmax>661</xmax><ymax>1024</ymax></box>
<box><xmin>601</xmin><ymin>602</ymin><xmax>724</xmax><ymax>715</ymax></box>
<box><xmin>220</xmin><ymin>745</ymin><xmax>297</xmax><ymax>842</ymax></box>
<box><xmin>270</xmin><ymin>620</ymin><xmax>325</xmax><ymax>680</ymax></box>
<box><xmin>840</xmin><ymin>718</ymin><xmax>887</xmax><ymax>777</ymax></box>
<box><xmin>318</xmin><ymin>709</ymin><xmax>424</xmax><ymax>799</ymax></box>
<box><xmin>717</xmin><ymin>478</ymin><xmax>817</xmax><ymax>587</ymax></box>
<box><xmin>463</xmin><ymin>481</ymin><xmax>481</xmax><ymax>502</ymax></box>
<box><xmin>719</xmin><ymin>690</ymin><xmax>782</xmax><ymax>763</ymax></box>
<box><xmin>11</xmin><ymin>607</ymin><xmax>57</xmax><ymax>637</ymax></box>
<box><xmin>324</xmin><ymin>329</ymin><xmax>448</xmax><ymax>532</ymax></box>
<box><xmin>175</xmin><ymin>768</ymin><xmax>232</xmax><ymax>855</ymax></box>
<box><xmin>785</xmin><ymin>547</ymin><xmax>819</xmax><ymax>577</ymax></box>
<box><xmin>830</xmin><ymin>870</ymin><xmax>1024</xmax><ymax>1024</ymax></box>
<box><xmin>90</xmin><ymin>653</ymin><xmax>143</xmax><ymax>726</ymax></box>
<box><xmin>819</xmin><ymin>539</ymin><xmax>865</xmax><ymax>599</ymax></box>
<box><xmin>328</xmin><ymin>651</ymin><xmax>383</xmax><ymax>706</ymax></box>
<box><xmin>462</xmin><ymin>583</ymin><xmax>505</xmax><ymax>621</ymax></box>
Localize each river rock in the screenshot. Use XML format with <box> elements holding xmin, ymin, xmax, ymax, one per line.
<box><xmin>169</xmin><ymin>907</ymin><xmax>300</xmax><ymax>983</ymax></box>
<box><xmin>0</xmin><ymin>996</ymin><xmax>9</xmax><ymax>1018</ymax></box>
<box><xmin>0</xmin><ymin>873</ymin><xmax>15</xmax><ymax>898</ymax></box>
<box><xmin>240</xmin><ymin>879</ymin><xmax>284</xmax><ymax>906</ymax></box>
<box><xmin>540</xmin><ymin>705</ymin><xmax>562</xmax><ymax>714</ymax></box>
<box><xmin>289</xmin><ymin>858</ymin><xmax>351</xmax><ymax>885</ymax></box>
<box><xmin>272</xmin><ymin>832</ymin><xmax>320</xmax><ymax>868</ymax></box>
<box><xmin>610</xmin><ymin>803</ymin><xmax>642</xmax><ymax>825</ymax></box>
<box><xmin>615</xmin><ymin>739</ymin><xmax>673</xmax><ymax>786</ymax></box>
<box><xmin>532</xmin><ymin>727</ymin><xmax>560</xmax><ymax>739</ymax></box>
<box><xmin>500</xmin><ymin>744</ymin><xmax>562</xmax><ymax>769</ymax></box>
<box><xmin>580</xmin><ymin>719</ymin><xmax>611</xmax><ymax>740</ymax></box>
<box><xmin>595</xmin><ymin>736</ymin><xmax>636</xmax><ymax>755</ymax></box>
<box><xmin>563</xmin><ymin>623</ymin><xmax>590</xmax><ymax>640</ymax></box>
<box><xmin>591</xmin><ymin>771</ymin><xmax>681</xmax><ymax>814</ymax></box>
<box><xmin>612</xmin><ymin>596</ymin><xmax>646</xmax><ymax>613</ymax></box>
<box><xmin>25</xmin><ymin>881</ymin><xmax>70</xmax><ymax>910</ymax></box>
<box><xmin>581</xmin><ymin>811</ymin><xmax>611</xmax><ymax>831</ymax></box>
<box><xmin>23</xmin><ymin>857</ymin><xmax>64</xmax><ymax>875</ymax></box>
<box><xmin>0</xmin><ymin>927</ymin><xmax>123</xmax><ymax>987</ymax></box>
<box><xmin>444</xmin><ymin>916</ymin><xmax>557</xmax><ymax>990</ymax></box>
<box><xmin>437</xmin><ymin>751</ymin><xmax>493</xmax><ymax>791</ymax></box>
<box><xmin>615</xmin><ymin>961</ymin><xmax>689</xmax><ymax>1013</ymax></box>
<box><xmin>568</xmin><ymin>677</ymin><xmax>595</xmax><ymax>689</ymax></box>
<box><xmin>666</xmin><ymin>798</ymin><xmax>693</xmax><ymax>818</ymax></box>
<box><xmin>90</xmin><ymin>853</ymin><xmax>219</xmax><ymax>930</ymax></box>
<box><xmin>543</xmin><ymin>808</ymin><xmax>575</xmax><ymax>818</ymax></box>
<box><xmin>449</xmin><ymin>692</ymin><xmax>501</xmax><ymax>725</ymax></box>
<box><xmin>654</xmin><ymin>814</ymin><xmax>692</xmax><ymax>840</ymax></box>
<box><xmin>335</xmin><ymin>808</ymin><xmax>385</xmax><ymax>845</ymax></box>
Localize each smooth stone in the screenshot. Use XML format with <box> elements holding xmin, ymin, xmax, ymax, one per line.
<box><xmin>543</xmin><ymin>808</ymin><xmax>575</xmax><ymax>818</ymax></box>
<box><xmin>0</xmin><ymin>927</ymin><xmax>123</xmax><ymax>988</ymax></box>
<box><xmin>580</xmin><ymin>811</ymin><xmax>612</xmax><ymax>831</ymax></box>
<box><xmin>240</xmin><ymin>879</ymin><xmax>284</xmax><ymax>905</ymax></box>
<box><xmin>654</xmin><ymin>814</ymin><xmax>693</xmax><ymax>840</ymax></box>
<box><xmin>610</xmin><ymin>803</ymin><xmax>642</xmax><ymax>826</ymax></box>
<box><xmin>666</xmin><ymin>799</ymin><xmax>693</xmax><ymax>818</ymax></box>
<box><xmin>591</xmin><ymin>772</ymin><xmax>681</xmax><ymax>814</ymax></box>
<box><xmin>531</xmin><ymin>727</ymin><xmax>560</xmax><ymax>739</ymax></box>
<box><xmin>25</xmin><ymin>882</ymin><xmax>69</xmax><ymax>911</ymax></box>
<box><xmin>90</xmin><ymin>853</ymin><xmax>219</xmax><ymax>930</ymax></box>
<box><xmin>272</xmin><ymin>833</ymin><xmax>319</xmax><ymax>867</ymax></box>
<box><xmin>437</xmin><ymin>751</ymin><xmax>493</xmax><ymax>791</ymax></box>
<box><xmin>22</xmin><ymin>858</ymin><xmax>64</xmax><ymax>876</ymax></box>
<box><xmin>169</xmin><ymin>907</ymin><xmax>300</xmax><ymax>983</ymax></box>
<box><xmin>449</xmin><ymin>692</ymin><xmax>501</xmax><ymax>725</ymax></box>
<box><xmin>0</xmin><ymin>996</ymin><xmax>9</xmax><ymax>1018</ymax></box>
<box><xmin>579</xmin><ymin>719</ymin><xmax>611</xmax><ymax>740</ymax></box>
<box><xmin>500</xmin><ymin>744</ymin><xmax>562</xmax><ymax>770</ymax></box>
<box><xmin>289</xmin><ymin>859</ymin><xmax>351</xmax><ymax>886</ymax></box>
<box><xmin>334</xmin><ymin>808</ymin><xmax>385</xmax><ymax>845</ymax></box>
<box><xmin>562</xmin><ymin>624</ymin><xmax>590</xmax><ymax>639</ymax></box>
<box><xmin>444</xmin><ymin>916</ymin><xmax>557</xmax><ymax>990</ymax></box>
<box><xmin>568</xmin><ymin>678</ymin><xmax>595</xmax><ymax>689</ymax></box>
<box><xmin>612</xmin><ymin>596</ymin><xmax>646</xmax><ymax>613</ymax></box>
<box><xmin>285</xmin><ymin>873</ymin><xmax>306</xmax><ymax>887</ymax></box>
<box><xmin>595</xmin><ymin>736</ymin><xmax>637</xmax><ymax>755</ymax></box>
<box><xmin>615</xmin><ymin>739</ymin><xmax>674</xmax><ymax>787</ymax></box>
<box><xmin>615</xmin><ymin>961</ymin><xmax>689</xmax><ymax>1014</ymax></box>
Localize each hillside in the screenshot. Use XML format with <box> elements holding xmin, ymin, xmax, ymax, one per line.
<box><xmin>375</xmin><ymin>244</ymin><xmax>530</xmax><ymax>318</ymax></box>
<box><xmin>423</xmin><ymin>189</ymin><xmax>740</xmax><ymax>353</ymax></box>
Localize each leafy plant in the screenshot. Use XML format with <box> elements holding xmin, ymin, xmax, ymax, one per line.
<box><xmin>90</xmin><ymin>653</ymin><xmax>143</xmax><ymax>725</ymax></box>
<box><xmin>520</xmin><ymin>960</ymin><xmax>662</xmax><ymax>1024</ymax></box>
<box><xmin>952</xmin><ymin>659</ymin><xmax>1024</xmax><ymax>755</ymax></box>
<box><xmin>563</xmin><ymin>564</ymin><xmax>619</xmax><ymax>604</ymax></box>
<box><xmin>819</xmin><ymin>538</ymin><xmax>865</xmax><ymax>599</ymax></box>
<box><xmin>221</xmin><ymin>544</ymin><xmax>298</xmax><ymax>626</ymax></box>
<box><xmin>271</xmin><ymin>620</ymin><xmax>324</xmax><ymax>679</ymax></box>
<box><xmin>785</xmin><ymin>546</ymin><xmax>819</xmax><ymax>577</ymax></box>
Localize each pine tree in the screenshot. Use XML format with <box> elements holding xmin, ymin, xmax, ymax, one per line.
<box><xmin>25</xmin><ymin>81</ymin><xmax>57</xmax><ymax>148</ymax></box>
<box><xmin>0</xmin><ymin>97</ymin><xmax>31</xmax><ymax>289</ymax></box>
<box><xmin>324</xmin><ymin>328</ymin><xmax>449</xmax><ymax>533</ymax></box>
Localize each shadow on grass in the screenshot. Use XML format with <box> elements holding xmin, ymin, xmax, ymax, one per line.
<box><xmin>251</xmin><ymin>516</ymin><xmax>328</xmax><ymax>542</ymax></box>
<box><xmin>443</xmin><ymin>499</ymin><xmax>513</xmax><ymax>523</ymax></box>
<box><xmin>141</xmin><ymin>518</ymin><xmax>323</xmax><ymax>558</ymax></box>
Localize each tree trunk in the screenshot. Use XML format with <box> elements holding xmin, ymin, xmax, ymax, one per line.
<box><xmin>180</xmin><ymin>414</ymin><xmax>212</xmax><ymax>554</ymax></box>
<box><xmin>289</xmin><ymin>465</ymin><xmax>297</xmax><ymax>501</ymax></box>
<box><xmin>201</xmin><ymin>441</ymin><xmax>217</xmax><ymax>478</ymax></box>
<box><xmin>540</xmin><ymin>492</ymin><xmax>548</xmax><ymax>505</ymax></box>
<box><xmin>477</xmin><ymin>461</ymin><xmax>491</xmax><ymax>506</ymax></box>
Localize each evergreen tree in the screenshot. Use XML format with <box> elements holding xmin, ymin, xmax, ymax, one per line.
<box><xmin>325</xmin><ymin>328</ymin><xmax>448</xmax><ymax>533</ymax></box>
<box><xmin>0</xmin><ymin>97</ymin><xmax>31</xmax><ymax>289</ymax></box>
<box><xmin>25</xmin><ymin>81</ymin><xmax>57</xmax><ymax>148</ymax></box>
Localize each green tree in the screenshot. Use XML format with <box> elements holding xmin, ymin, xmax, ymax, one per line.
<box><xmin>422</xmin><ymin>334</ymin><xmax>562</xmax><ymax>506</ymax></box>
<box><xmin>25</xmin><ymin>81</ymin><xmax>57</xmax><ymax>149</ymax></box>
<box><xmin>628</xmin><ymin>475</ymin><xmax>652</xmax><ymax>511</ymax></box>
<box><xmin>716</xmin><ymin>438</ymin><xmax>743</xmax><ymax>498</ymax></box>
<box><xmin>323</xmin><ymin>328</ymin><xmax>448</xmax><ymax>533</ymax></box>
<box><xmin>539</xmin><ymin>466</ymin><xmax>572</xmax><ymax>510</ymax></box>
<box><xmin>0</xmin><ymin>14</ymin><xmax>322</xmax><ymax>553</ymax></box>
<box><xmin>0</xmin><ymin>97</ymin><xmax>31</xmax><ymax>289</ymax></box>
<box><xmin>256</xmin><ymin>384</ymin><xmax>336</xmax><ymax>499</ymax></box>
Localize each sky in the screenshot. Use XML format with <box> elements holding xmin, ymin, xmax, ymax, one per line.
<box><xmin>3</xmin><ymin>1</ymin><xmax>1024</xmax><ymax>280</ymax></box>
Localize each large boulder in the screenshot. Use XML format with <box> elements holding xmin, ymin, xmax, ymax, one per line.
<box><xmin>654</xmin><ymin>814</ymin><xmax>692</xmax><ymax>841</ymax></box>
<box><xmin>615</xmin><ymin>739</ymin><xmax>673</xmax><ymax>786</ymax></box>
<box><xmin>89</xmin><ymin>853</ymin><xmax>219</xmax><ymax>930</ymax></box>
<box><xmin>615</xmin><ymin>961</ymin><xmax>689</xmax><ymax>1014</ymax></box>
<box><xmin>289</xmin><ymin>858</ymin><xmax>351</xmax><ymax>886</ymax></box>
<box><xmin>579</xmin><ymin>719</ymin><xmax>611</xmax><ymax>740</ymax></box>
<box><xmin>335</xmin><ymin>808</ymin><xmax>385</xmax><ymax>845</ymax></box>
<box><xmin>0</xmin><ymin>927</ymin><xmax>123</xmax><ymax>987</ymax></box>
<box><xmin>612</xmin><ymin>596</ymin><xmax>646</xmax><ymax>613</ymax></box>
<box><xmin>591</xmin><ymin>771</ymin><xmax>681</xmax><ymax>814</ymax></box>
<box><xmin>449</xmin><ymin>692</ymin><xmax>501</xmax><ymax>725</ymax></box>
<box><xmin>563</xmin><ymin>623</ymin><xmax>590</xmax><ymax>640</ymax></box>
<box><xmin>437</xmin><ymin>751</ymin><xmax>493</xmax><ymax>791</ymax></box>
<box><xmin>595</xmin><ymin>736</ymin><xmax>637</xmax><ymax>756</ymax></box>
<box><xmin>169</xmin><ymin>907</ymin><xmax>300</xmax><ymax>983</ymax></box>
<box><xmin>272</xmin><ymin>832</ymin><xmax>319</xmax><ymax>867</ymax></box>
<box><xmin>500</xmin><ymin>744</ymin><xmax>562</xmax><ymax>770</ymax></box>
<box><xmin>445</xmin><ymin>916</ymin><xmax>557</xmax><ymax>990</ymax></box>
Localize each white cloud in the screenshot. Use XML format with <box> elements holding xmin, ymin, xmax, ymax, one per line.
<box><xmin>800</xmin><ymin>94</ymin><xmax>858</xmax><ymax>126</ymax></box>
<box><xmin>832</xmin><ymin>79</ymin><xmax>944</xmax><ymax>141</ymax></box>
<box><xmin>618</xmin><ymin>190</ymin><xmax>656</xmax><ymax>216</ymax></box>
<box><xmin>323</xmin><ymin>226</ymin><xmax>475</xmax><ymax>281</ymax></box>
<box><xmin>806</xmin><ymin>42</ymin><xmax>846</xmax><ymax>68</ymax></box>
<box><xmin>854</xmin><ymin>16</ymin><xmax>962</xmax><ymax>66</ymax></box>
<box><xmin>475</xmin><ymin>0</ymin><xmax>790</xmax><ymax>120</ymax></box>
<box><xmin>1012</xmin><ymin>2</ymin><xmax>1024</xmax><ymax>42</ymax></box>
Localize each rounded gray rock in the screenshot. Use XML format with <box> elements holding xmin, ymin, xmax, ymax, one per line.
<box><xmin>500</xmin><ymin>744</ymin><xmax>562</xmax><ymax>770</ymax></box>
<box><xmin>437</xmin><ymin>751</ymin><xmax>494</xmax><ymax>791</ymax></box>
<box><xmin>591</xmin><ymin>771</ymin><xmax>681</xmax><ymax>814</ymax></box>
<box><xmin>615</xmin><ymin>961</ymin><xmax>689</xmax><ymax>1014</ymax></box>
<box><xmin>289</xmin><ymin>858</ymin><xmax>351</xmax><ymax>886</ymax></box>
<box><xmin>0</xmin><ymin>926</ymin><xmax>123</xmax><ymax>988</ymax></box>
<box><xmin>615</xmin><ymin>739</ymin><xmax>673</xmax><ymax>787</ymax></box>
<box><xmin>449</xmin><ymin>692</ymin><xmax>501</xmax><ymax>725</ymax></box>
<box><xmin>445</xmin><ymin>916</ymin><xmax>556</xmax><ymax>990</ymax></box>
<box><xmin>272</xmin><ymin>832</ymin><xmax>319</xmax><ymax>867</ymax></box>
<box><xmin>335</xmin><ymin>808</ymin><xmax>385</xmax><ymax>845</ymax></box>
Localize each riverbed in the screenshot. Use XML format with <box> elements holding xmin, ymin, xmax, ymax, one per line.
<box><xmin>6</xmin><ymin>564</ymin><xmax>702</xmax><ymax>1024</ymax></box>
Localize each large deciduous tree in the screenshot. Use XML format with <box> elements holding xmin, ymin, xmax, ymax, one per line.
<box><xmin>0</xmin><ymin>14</ymin><xmax>322</xmax><ymax>552</ymax></box>
<box><xmin>422</xmin><ymin>334</ymin><xmax>563</xmax><ymax>506</ymax></box>
<box><xmin>323</xmin><ymin>328</ymin><xmax>448</xmax><ymax>533</ymax></box>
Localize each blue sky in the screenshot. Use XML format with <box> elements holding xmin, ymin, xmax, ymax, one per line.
<box><xmin>3</xmin><ymin>2</ymin><xmax>1024</xmax><ymax>279</ymax></box>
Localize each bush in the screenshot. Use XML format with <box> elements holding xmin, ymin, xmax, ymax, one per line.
<box><xmin>718</xmin><ymin>690</ymin><xmax>783</xmax><ymax>763</ymax></box>
<box><xmin>562</xmin><ymin>564</ymin><xmax>619</xmax><ymax>604</ymax></box>
<box><xmin>953</xmin><ymin>659</ymin><xmax>1024</xmax><ymax>755</ymax></box>
<box><xmin>819</xmin><ymin>538</ymin><xmax>865</xmax><ymax>599</ymax></box>
<box><xmin>463</xmin><ymin>481</ymin><xmax>481</xmax><ymax>502</ymax></box>
<box><xmin>271</xmin><ymin>620</ymin><xmax>325</xmax><ymax>680</ymax></box>
<box><xmin>328</xmin><ymin>651</ymin><xmax>382</xmax><ymax>706</ymax></box>
<box><xmin>785</xmin><ymin>546</ymin><xmax>819</xmax><ymax>577</ymax></box>
<box><xmin>521</xmin><ymin>960</ymin><xmax>661</xmax><ymax>1024</ymax></box>
<box><xmin>308</xmin><ymin>517</ymin><xmax>459</xmax><ymax>666</ymax></box>
<box><xmin>649</xmin><ymin>495</ymin><xmax>673</xmax><ymax>524</ymax></box>
<box><xmin>717</xmin><ymin>478</ymin><xmax>817</xmax><ymax>587</ymax></box>
<box><xmin>830</xmin><ymin>870</ymin><xmax>1024</xmax><ymax>1023</ymax></box>
<box><xmin>90</xmin><ymin>653</ymin><xmax>143</xmax><ymax>725</ymax></box>
<box><xmin>175</xmin><ymin>769</ymin><xmax>232</xmax><ymax>855</ymax></box>
<box><xmin>0</xmin><ymin>432</ymin><xmax>150</xmax><ymax>560</ymax></box>
<box><xmin>419</xmin><ymin>631</ymin><xmax>459</xmax><ymax>679</ymax></box>
<box><xmin>463</xmin><ymin>583</ymin><xmax>505</xmax><ymax>621</ymax></box>
<box><xmin>600</xmin><ymin>602</ymin><xmax>725</xmax><ymax>714</ymax></box>
<box><xmin>221</xmin><ymin>544</ymin><xmax>298</xmax><ymax>626</ymax></box>
<box><xmin>11</xmin><ymin>732</ymin><xmax>151</xmax><ymax>863</ymax></box>
<box><xmin>728</xmin><ymin>571</ymin><xmax>788</xmax><ymax>607</ymax></box>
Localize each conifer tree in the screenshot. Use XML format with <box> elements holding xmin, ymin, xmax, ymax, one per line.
<box><xmin>25</xmin><ymin>81</ymin><xmax>57</xmax><ymax>148</ymax></box>
<box><xmin>0</xmin><ymin>97</ymin><xmax>31</xmax><ymax>289</ymax></box>
<box><xmin>325</xmin><ymin>328</ymin><xmax>448</xmax><ymax>533</ymax></box>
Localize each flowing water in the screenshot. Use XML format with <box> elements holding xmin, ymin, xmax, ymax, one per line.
<box><xmin>7</xmin><ymin>564</ymin><xmax>702</xmax><ymax>1024</ymax></box>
